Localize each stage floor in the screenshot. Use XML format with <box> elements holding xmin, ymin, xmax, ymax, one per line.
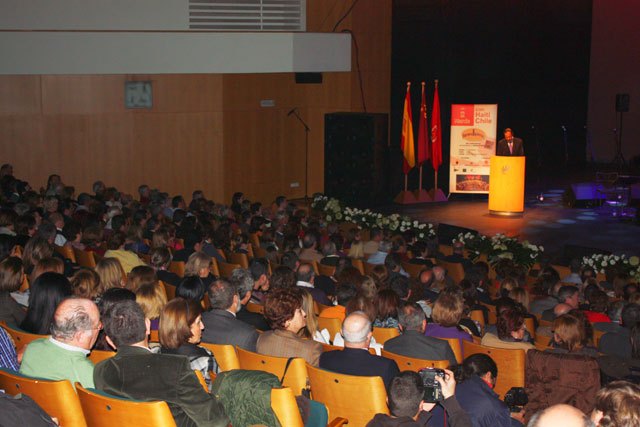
<box><xmin>377</xmin><ymin>195</ymin><xmax>640</xmax><ymax>260</ymax></box>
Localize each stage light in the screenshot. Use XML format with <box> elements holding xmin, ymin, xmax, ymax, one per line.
<box><xmin>537</xmin><ymin>194</ymin><xmax>545</xmax><ymax>202</ymax></box>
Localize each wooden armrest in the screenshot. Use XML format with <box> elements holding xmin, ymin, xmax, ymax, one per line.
<box><xmin>328</xmin><ymin>417</ymin><xmax>349</xmax><ymax>427</ymax></box>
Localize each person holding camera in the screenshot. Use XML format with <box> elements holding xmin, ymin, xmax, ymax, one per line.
<box><xmin>431</xmin><ymin>353</ymin><xmax>525</xmax><ymax>427</ymax></box>
<box><xmin>366</xmin><ymin>369</ymin><xmax>471</xmax><ymax>427</ymax></box>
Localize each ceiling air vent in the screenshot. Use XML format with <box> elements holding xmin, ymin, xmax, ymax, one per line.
<box><xmin>189</xmin><ymin>0</ymin><xmax>305</xmax><ymax>31</ymax></box>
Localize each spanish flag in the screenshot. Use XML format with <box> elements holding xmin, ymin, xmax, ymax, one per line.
<box><xmin>401</xmin><ymin>83</ymin><xmax>416</xmax><ymax>174</ymax></box>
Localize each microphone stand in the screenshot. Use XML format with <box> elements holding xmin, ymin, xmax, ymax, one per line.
<box><xmin>290</xmin><ymin>110</ymin><xmax>311</xmax><ymax>202</ymax></box>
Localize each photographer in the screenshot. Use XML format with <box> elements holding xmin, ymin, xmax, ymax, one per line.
<box><xmin>366</xmin><ymin>369</ymin><xmax>471</xmax><ymax>427</ymax></box>
<box><xmin>432</xmin><ymin>354</ymin><xmax>524</xmax><ymax>427</ymax></box>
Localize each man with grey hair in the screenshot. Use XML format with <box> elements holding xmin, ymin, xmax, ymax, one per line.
<box><xmin>319</xmin><ymin>311</ymin><xmax>399</xmax><ymax>390</ymax></box>
<box><xmin>230</xmin><ymin>268</ymin><xmax>271</xmax><ymax>331</ymax></box>
<box><xmin>201</xmin><ymin>278</ymin><xmax>259</xmax><ymax>351</ymax></box>
<box><xmin>367</xmin><ymin>240</ymin><xmax>393</xmax><ymax>265</ymax></box>
<box><xmin>384</xmin><ymin>303</ymin><xmax>457</xmax><ymax>365</ymax></box>
<box><xmin>20</xmin><ymin>298</ymin><xmax>100</xmax><ymax>387</ymax></box>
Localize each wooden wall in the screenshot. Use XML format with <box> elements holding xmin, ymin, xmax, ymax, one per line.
<box><xmin>0</xmin><ymin>0</ymin><xmax>391</xmax><ymax>205</ymax></box>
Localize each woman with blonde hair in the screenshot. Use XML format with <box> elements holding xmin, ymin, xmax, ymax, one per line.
<box><xmin>21</xmin><ymin>236</ymin><xmax>53</xmax><ymax>275</ymax></box>
<box><xmin>550</xmin><ymin>312</ymin><xmax>597</xmax><ymax>356</ymax></box>
<box><xmin>425</xmin><ymin>290</ymin><xmax>473</xmax><ymax>355</ymax></box>
<box><xmin>136</xmin><ymin>281</ymin><xmax>168</xmax><ymax>331</ymax></box>
<box><xmin>159</xmin><ymin>297</ymin><xmax>218</xmax><ymax>391</ymax></box>
<box><xmin>95</xmin><ymin>257</ymin><xmax>126</xmax><ymax>296</ymax></box>
<box><xmin>70</xmin><ymin>268</ymin><xmax>101</xmax><ymax>300</ymax></box>
<box><xmin>298</xmin><ymin>289</ymin><xmax>320</xmax><ymax>340</ymax></box>
<box><xmin>0</xmin><ymin>257</ymin><xmax>26</xmax><ymax>325</ymax></box>
<box><xmin>30</xmin><ymin>256</ymin><xmax>64</xmax><ymax>284</ymax></box>
<box><xmin>185</xmin><ymin>251</ymin><xmax>215</xmax><ymax>288</ymax></box>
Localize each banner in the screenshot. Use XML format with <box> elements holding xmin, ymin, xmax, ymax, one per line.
<box><xmin>449</xmin><ymin>104</ymin><xmax>498</xmax><ymax>193</ymax></box>
<box><xmin>401</xmin><ymin>85</ymin><xmax>415</xmax><ymax>174</ymax></box>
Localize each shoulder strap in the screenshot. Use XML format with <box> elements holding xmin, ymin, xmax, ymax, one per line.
<box><xmin>280</xmin><ymin>357</ymin><xmax>295</xmax><ymax>384</ymax></box>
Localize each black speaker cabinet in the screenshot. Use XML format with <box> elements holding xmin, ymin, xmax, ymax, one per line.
<box><xmin>616</xmin><ymin>93</ymin><xmax>630</xmax><ymax>112</ymax></box>
<box><xmin>324</xmin><ymin>113</ymin><xmax>390</xmax><ymax>207</ymax></box>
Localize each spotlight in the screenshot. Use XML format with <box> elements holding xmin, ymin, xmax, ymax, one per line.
<box><xmin>537</xmin><ymin>194</ymin><xmax>545</xmax><ymax>202</ymax></box>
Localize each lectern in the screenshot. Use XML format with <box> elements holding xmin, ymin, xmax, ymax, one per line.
<box><xmin>488</xmin><ymin>156</ymin><xmax>525</xmax><ymax>215</ymax></box>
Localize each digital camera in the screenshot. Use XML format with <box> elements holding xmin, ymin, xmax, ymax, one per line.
<box><xmin>419</xmin><ymin>368</ymin><xmax>445</xmax><ymax>403</ymax></box>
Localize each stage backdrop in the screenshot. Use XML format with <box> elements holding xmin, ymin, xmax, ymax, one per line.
<box><xmin>449</xmin><ymin>104</ymin><xmax>498</xmax><ymax>194</ymax></box>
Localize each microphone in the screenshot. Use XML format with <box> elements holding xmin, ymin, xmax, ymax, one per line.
<box><xmin>287</xmin><ymin>108</ymin><xmax>297</xmax><ymax>116</ymax></box>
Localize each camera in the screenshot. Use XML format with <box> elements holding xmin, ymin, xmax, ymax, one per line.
<box><xmin>419</xmin><ymin>368</ymin><xmax>445</xmax><ymax>403</ymax></box>
<box><xmin>503</xmin><ymin>387</ymin><xmax>528</xmax><ymax>412</ymax></box>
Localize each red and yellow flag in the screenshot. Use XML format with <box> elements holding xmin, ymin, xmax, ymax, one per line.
<box><xmin>401</xmin><ymin>83</ymin><xmax>415</xmax><ymax>174</ymax></box>
<box><xmin>417</xmin><ymin>82</ymin><xmax>430</xmax><ymax>166</ymax></box>
<box><xmin>431</xmin><ymin>80</ymin><xmax>442</xmax><ymax>171</ymax></box>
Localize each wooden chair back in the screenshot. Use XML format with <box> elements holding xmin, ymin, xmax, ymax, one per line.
<box><xmin>0</xmin><ymin>321</ymin><xmax>48</xmax><ymax>352</ymax></box>
<box><xmin>316</xmin><ymin>302</ymin><xmax>333</xmax><ymax>315</ymax></box>
<box><xmin>199</xmin><ymin>342</ymin><xmax>240</xmax><ymax>371</ymax></box>
<box><xmin>19</xmin><ymin>274</ymin><xmax>29</xmax><ymax>292</ymax></box>
<box><xmin>209</xmin><ymin>257</ymin><xmax>220</xmax><ymax>277</ymax></box>
<box><xmin>534</xmin><ymin>333</ymin><xmax>552</xmax><ymax>349</ymax></box>
<box><xmin>351</xmin><ymin>258</ymin><xmax>366</xmax><ymax>275</ymax></box>
<box><xmin>550</xmin><ymin>264</ymin><xmax>571</xmax><ymax>279</ymax></box>
<box><xmin>55</xmin><ymin>244</ymin><xmax>76</xmax><ymax>262</ymax></box>
<box><xmin>88</xmin><ymin>349</ymin><xmax>116</xmax><ymax>365</ymax></box>
<box><xmin>0</xmin><ymin>369</ymin><xmax>87</xmax><ymax>427</ymax></box>
<box><xmin>317</xmin><ymin>316</ymin><xmax>342</xmax><ymax>342</ymax></box>
<box><xmin>271</xmin><ymin>387</ymin><xmax>305</xmax><ymax>427</ymax></box>
<box><xmin>253</xmin><ymin>246</ymin><xmax>268</xmax><ymax>259</ymax></box>
<box><xmin>236</xmin><ymin>347</ymin><xmax>308</xmax><ymax>393</ymax></box>
<box><xmin>160</xmin><ymin>280</ymin><xmax>176</xmax><ymax>301</ymax></box>
<box><xmin>227</xmin><ymin>252</ymin><xmax>249</xmax><ymax>269</ymax></box>
<box><xmin>194</xmin><ymin>369</ymin><xmax>208</xmax><ymax>392</ymax></box>
<box><xmin>381</xmin><ymin>350</ymin><xmax>449</xmax><ymax>371</ymax></box>
<box><xmin>168</xmin><ymin>261</ymin><xmax>185</xmax><ymax>277</ymax></box>
<box><xmin>462</xmin><ymin>340</ymin><xmax>526</xmax><ymax>398</ymax></box>
<box><xmin>73</xmin><ymin>247</ymin><xmax>96</xmax><ymax>268</ymax></box>
<box><xmin>149</xmin><ymin>329</ymin><xmax>159</xmax><ymax>343</ymax></box>
<box><xmin>438</xmin><ymin>244</ymin><xmax>453</xmax><ymax>256</ymax></box>
<box><xmin>249</xmin><ymin>233</ymin><xmax>261</xmax><ymax>248</ymax></box>
<box><xmin>593</xmin><ymin>329</ymin><xmax>605</xmax><ymax>347</ymax></box>
<box><xmin>438</xmin><ymin>337</ymin><xmax>463</xmax><ymax>364</ymax></box>
<box><xmin>538</xmin><ymin>318</ymin><xmax>553</xmax><ymax>328</ymax></box>
<box><xmin>317</xmin><ymin>263</ymin><xmax>336</xmax><ymax>277</ymax></box>
<box><xmin>371</xmin><ymin>327</ymin><xmax>400</xmax><ymax>345</ymax></box>
<box><xmin>363</xmin><ymin>262</ymin><xmax>376</xmax><ymax>276</ymax></box>
<box><xmin>76</xmin><ymin>383</ymin><xmax>176</xmax><ymax>427</ymax></box>
<box><xmin>218</xmin><ymin>261</ymin><xmax>241</xmax><ymax>279</ymax></box>
<box><xmin>245</xmin><ymin>302</ymin><xmax>264</xmax><ymax>314</ymax></box>
<box><xmin>400</xmin><ymin>261</ymin><xmax>424</xmax><ymax>279</ymax></box>
<box><xmin>524</xmin><ymin>317</ymin><xmax>536</xmax><ymax>339</ymax></box>
<box><xmin>469</xmin><ymin>309</ymin><xmax>485</xmax><ymax>328</ymax></box>
<box><xmin>306</xmin><ymin>363</ymin><xmax>388</xmax><ymax>426</ymax></box>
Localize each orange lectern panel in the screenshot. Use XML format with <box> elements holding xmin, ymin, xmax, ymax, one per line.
<box><xmin>488</xmin><ymin>156</ymin><xmax>525</xmax><ymax>215</ymax></box>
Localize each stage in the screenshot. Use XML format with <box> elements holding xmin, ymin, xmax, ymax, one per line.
<box><xmin>377</xmin><ymin>190</ymin><xmax>639</xmax><ymax>262</ymax></box>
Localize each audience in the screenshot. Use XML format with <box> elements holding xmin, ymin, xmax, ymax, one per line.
<box><xmin>20</xmin><ymin>272</ymin><xmax>73</xmax><ymax>335</ymax></box>
<box><xmin>0</xmin><ymin>256</ymin><xmax>25</xmax><ymax>325</ymax></box>
<box><xmin>424</xmin><ymin>291</ymin><xmax>473</xmax><ymax>356</ymax></box>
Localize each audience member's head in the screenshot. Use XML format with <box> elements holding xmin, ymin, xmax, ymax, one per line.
<box><xmin>51</xmin><ymin>297</ymin><xmax>101</xmax><ymax>350</ymax></box>
<box><xmin>263</xmin><ymin>287</ymin><xmax>305</xmax><ymax>333</ymax></box>
<box><xmin>591</xmin><ymin>381</ymin><xmax>640</xmax><ymax>427</ymax></box>
<box><xmin>136</xmin><ymin>281</ymin><xmax>168</xmax><ymax>322</ymax></box>
<box><xmin>270</xmin><ymin>266</ymin><xmax>296</xmax><ymax>290</ymax></box>
<box><xmin>431</xmin><ymin>292</ymin><xmax>465</xmax><ymax>327</ymax></box>
<box><xmin>341</xmin><ymin>311</ymin><xmax>372</xmax><ymax>348</ymax></box>
<box><xmin>185</xmin><ymin>251</ymin><xmax>212</xmax><ymax>278</ymax></box>
<box><xmin>70</xmin><ymin>268</ymin><xmax>101</xmax><ymax>300</ymax></box>
<box><xmin>95</xmin><ymin>257</ymin><xmax>126</xmax><ymax>295</ymax></box>
<box><xmin>207</xmin><ymin>278</ymin><xmax>238</xmax><ymax>312</ymax></box>
<box><xmin>229</xmin><ymin>268</ymin><xmax>254</xmax><ymax>304</ymax></box>
<box><xmin>557</xmin><ymin>285</ymin><xmax>580</xmax><ymax>308</ymax></box>
<box><xmin>159</xmin><ymin>297</ymin><xmax>204</xmax><ymax>349</ymax></box>
<box><xmin>176</xmin><ymin>276</ymin><xmax>206</xmax><ymax>302</ymax></box>
<box><xmin>126</xmin><ymin>265</ymin><xmax>157</xmax><ymax>292</ymax></box>
<box><xmin>21</xmin><ymin>272</ymin><xmax>73</xmax><ymax>335</ymax></box>
<box><xmin>528</xmin><ymin>404</ymin><xmax>593</xmax><ymax>427</ymax></box>
<box><xmin>335</xmin><ymin>282</ymin><xmax>358</xmax><ymax>307</ymax></box>
<box><xmin>496</xmin><ymin>308</ymin><xmax>526</xmax><ymax>341</ymax></box>
<box><xmin>374</xmin><ymin>288</ymin><xmax>400</xmax><ymax>322</ymax></box>
<box><xmin>249</xmin><ymin>258</ymin><xmax>270</xmax><ymax>291</ymax></box>
<box><xmin>296</xmin><ymin>263</ymin><xmax>315</xmax><ymax>284</ymax></box>
<box><xmin>456</xmin><ymin>353</ymin><xmax>497</xmax><ymax>388</ymax></box>
<box><xmin>0</xmin><ymin>256</ymin><xmax>23</xmax><ymax>294</ymax></box>
<box><xmin>387</xmin><ymin>371</ymin><xmax>425</xmax><ymax>418</ymax></box>
<box><xmin>553</xmin><ymin>313</ymin><xmax>587</xmax><ymax>352</ymax></box>
<box><xmin>398</xmin><ymin>303</ymin><xmax>427</xmax><ymax>333</ymax></box>
<box><xmin>103</xmin><ymin>299</ymin><xmax>148</xmax><ymax>349</ymax></box>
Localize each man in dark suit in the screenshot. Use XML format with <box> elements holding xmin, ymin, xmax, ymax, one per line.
<box><xmin>496</xmin><ymin>128</ymin><xmax>524</xmax><ymax>156</ymax></box>
<box><xmin>295</xmin><ymin>262</ymin><xmax>331</xmax><ymax>305</ymax></box>
<box><xmin>201</xmin><ymin>278</ymin><xmax>259</xmax><ymax>351</ymax></box>
<box><xmin>94</xmin><ymin>300</ymin><xmax>230</xmax><ymax>427</ymax></box>
<box><xmin>384</xmin><ymin>304</ymin><xmax>457</xmax><ymax>366</ymax></box>
<box><xmin>598</xmin><ymin>303</ymin><xmax>640</xmax><ymax>359</ymax></box>
<box><xmin>319</xmin><ymin>312</ymin><xmax>399</xmax><ymax>391</ymax></box>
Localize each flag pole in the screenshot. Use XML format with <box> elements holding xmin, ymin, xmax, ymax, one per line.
<box><xmin>395</xmin><ymin>81</ymin><xmax>417</xmax><ymax>204</ymax></box>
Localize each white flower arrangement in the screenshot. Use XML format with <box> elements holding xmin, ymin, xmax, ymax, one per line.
<box><xmin>582</xmin><ymin>253</ymin><xmax>640</xmax><ymax>282</ymax></box>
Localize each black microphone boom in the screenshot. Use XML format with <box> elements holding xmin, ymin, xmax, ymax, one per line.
<box><xmin>287</xmin><ymin>107</ymin><xmax>297</xmax><ymax>116</ymax></box>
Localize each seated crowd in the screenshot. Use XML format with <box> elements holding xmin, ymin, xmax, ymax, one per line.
<box><xmin>0</xmin><ymin>166</ymin><xmax>639</xmax><ymax>427</ymax></box>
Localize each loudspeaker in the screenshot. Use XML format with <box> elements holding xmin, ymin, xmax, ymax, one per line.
<box><xmin>295</xmin><ymin>73</ymin><xmax>323</xmax><ymax>84</ymax></box>
<box><xmin>324</xmin><ymin>113</ymin><xmax>389</xmax><ymax>207</ymax></box>
<box><xmin>436</xmin><ymin>223</ymin><xmax>478</xmax><ymax>245</ymax></box>
<box><xmin>616</xmin><ymin>93</ymin><xmax>630</xmax><ymax>112</ymax></box>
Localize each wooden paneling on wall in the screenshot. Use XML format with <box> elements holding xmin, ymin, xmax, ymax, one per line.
<box><xmin>0</xmin><ymin>0</ymin><xmax>391</xmax><ymax>205</ymax></box>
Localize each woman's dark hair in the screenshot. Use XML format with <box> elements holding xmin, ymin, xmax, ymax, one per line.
<box><xmin>456</xmin><ymin>353</ymin><xmax>498</xmax><ymax>383</ymax></box>
<box><xmin>263</xmin><ymin>287</ymin><xmax>303</xmax><ymax>330</ymax></box>
<box><xmin>496</xmin><ymin>308</ymin><xmax>524</xmax><ymax>340</ymax></box>
<box><xmin>374</xmin><ymin>288</ymin><xmax>400</xmax><ymax>321</ymax></box>
<box><xmin>589</xmin><ymin>289</ymin><xmax>609</xmax><ymax>314</ymax></box>
<box><xmin>176</xmin><ymin>276</ymin><xmax>206</xmax><ymax>302</ymax></box>
<box><xmin>20</xmin><ymin>272</ymin><xmax>72</xmax><ymax>335</ymax></box>
<box><xmin>269</xmin><ymin>266</ymin><xmax>296</xmax><ymax>290</ymax></box>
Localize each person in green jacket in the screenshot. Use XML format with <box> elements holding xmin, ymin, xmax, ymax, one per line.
<box><xmin>20</xmin><ymin>297</ymin><xmax>100</xmax><ymax>388</ymax></box>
